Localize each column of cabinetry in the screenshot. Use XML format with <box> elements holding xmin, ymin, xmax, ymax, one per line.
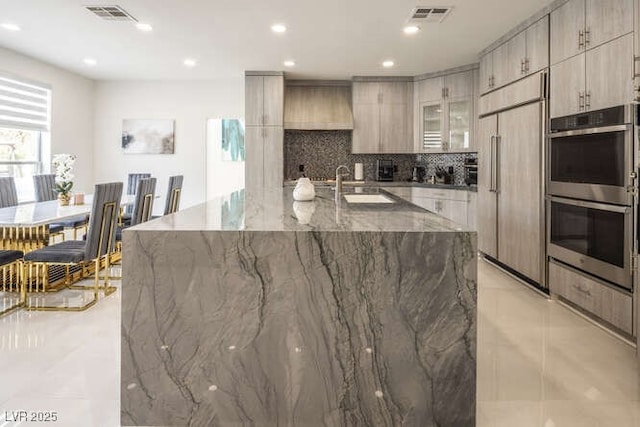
<box><xmin>352</xmin><ymin>81</ymin><xmax>413</xmax><ymax>154</ymax></box>
<box><xmin>478</xmin><ymin>102</ymin><xmax>543</xmax><ymax>284</ymax></box>
<box><xmin>550</xmin><ymin>0</ymin><xmax>633</xmax><ymax>117</ymax></box>
<box><xmin>245</xmin><ymin>72</ymin><xmax>284</xmax><ymax>190</ymax></box>
<box><xmin>414</xmin><ymin>70</ymin><xmax>475</xmax><ymax>153</ymax></box>
<box><xmin>480</xmin><ymin>16</ymin><xmax>549</xmax><ymax>94</ymax></box>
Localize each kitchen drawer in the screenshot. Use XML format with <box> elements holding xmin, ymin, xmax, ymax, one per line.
<box><xmin>549</xmin><ymin>260</ymin><xmax>633</xmax><ymax>335</ymax></box>
<box><xmin>411</xmin><ymin>187</ymin><xmax>469</xmax><ymax>201</ymax></box>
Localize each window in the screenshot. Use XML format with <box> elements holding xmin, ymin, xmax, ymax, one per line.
<box><xmin>0</xmin><ymin>73</ymin><xmax>51</xmax><ymax>202</ymax></box>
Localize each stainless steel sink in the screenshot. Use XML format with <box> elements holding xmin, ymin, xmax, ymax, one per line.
<box><xmin>343</xmin><ymin>194</ymin><xmax>395</xmax><ymax>204</ymax></box>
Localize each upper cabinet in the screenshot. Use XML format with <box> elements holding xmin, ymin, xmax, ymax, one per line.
<box><xmin>550</xmin><ymin>0</ymin><xmax>633</xmax><ymax>65</ymax></box>
<box><xmin>352</xmin><ymin>81</ymin><xmax>413</xmax><ymax>154</ymax></box>
<box><xmin>245</xmin><ymin>74</ymin><xmax>284</xmax><ymax>126</ymax></box>
<box><xmin>550</xmin><ymin>28</ymin><xmax>633</xmax><ymax>118</ymax></box>
<box><xmin>414</xmin><ymin>70</ymin><xmax>475</xmax><ymax>153</ymax></box>
<box><xmin>479</xmin><ymin>16</ymin><xmax>549</xmax><ymax>94</ymax></box>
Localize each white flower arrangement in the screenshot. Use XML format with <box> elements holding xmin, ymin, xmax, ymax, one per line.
<box><xmin>52</xmin><ymin>154</ymin><xmax>76</xmax><ymax>197</ymax></box>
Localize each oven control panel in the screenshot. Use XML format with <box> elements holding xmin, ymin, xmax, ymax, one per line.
<box><xmin>550</xmin><ymin>105</ymin><xmax>628</xmax><ymax>132</ymax></box>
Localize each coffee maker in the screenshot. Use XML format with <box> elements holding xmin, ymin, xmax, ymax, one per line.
<box><xmin>376</xmin><ymin>160</ymin><xmax>394</xmax><ymax>181</ymax></box>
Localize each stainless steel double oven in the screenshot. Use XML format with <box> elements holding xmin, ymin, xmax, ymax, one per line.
<box><xmin>547</xmin><ymin>105</ymin><xmax>637</xmax><ymax>290</ymax></box>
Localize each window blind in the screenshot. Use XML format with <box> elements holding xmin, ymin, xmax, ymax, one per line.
<box><xmin>0</xmin><ymin>73</ymin><xmax>50</xmax><ymax>132</ymax></box>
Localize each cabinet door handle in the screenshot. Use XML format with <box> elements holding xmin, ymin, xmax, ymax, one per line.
<box><xmin>446</xmin><ymin>87</ymin><xmax>449</xmax><ymax>98</ymax></box>
<box><xmin>585</xmin><ymin>91</ymin><xmax>591</xmax><ymax>109</ymax></box>
<box><xmin>578</xmin><ymin>29</ymin><xmax>585</xmax><ymax>50</ymax></box>
<box><xmin>578</xmin><ymin>91</ymin><xmax>585</xmax><ymax>111</ymax></box>
<box><xmin>442</xmin><ymin>87</ymin><xmax>445</xmax><ymax>98</ymax></box>
<box><xmin>572</xmin><ymin>284</ymin><xmax>592</xmax><ymax>297</ymax></box>
<box><xmin>585</xmin><ymin>28</ymin><xmax>591</xmax><ymax>47</ymax></box>
<box><xmin>520</xmin><ymin>59</ymin><xmax>525</xmax><ymax>74</ymax></box>
<box><xmin>525</xmin><ymin>58</ymin><xmax>530</xmax><ymax>73</ymax></box>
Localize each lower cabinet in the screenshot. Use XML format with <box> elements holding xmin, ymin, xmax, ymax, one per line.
<box><xmin>379</xmin><ymin>187</ymin><xmax>476</xmax><ymax>228</ymax></box>
<box><xmin>549</xmin><ymin>260</ymin><xmax>633</xmax><ymax>336</ymax></box>
<box><xmin>245</xmin><ymin>126</ymin><xmax>283</xmax><ymax>190</ymax></box>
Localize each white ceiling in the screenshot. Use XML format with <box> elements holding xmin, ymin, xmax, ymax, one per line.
<box><xmin>0</xmin><ymin>0</ymin><xmax>557</xmax><ymax>81</ymax></box>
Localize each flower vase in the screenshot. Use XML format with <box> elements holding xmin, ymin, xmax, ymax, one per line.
<box><xmin>58</xmin><ymin>193</ymin><xmax>71</xmax><ymax>206</ymax></box>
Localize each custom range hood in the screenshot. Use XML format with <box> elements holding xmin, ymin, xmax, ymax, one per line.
<box><xmin>284</xmin><ymin>81</ymin><xmax>354</xmax><ymax>130</ymax></box>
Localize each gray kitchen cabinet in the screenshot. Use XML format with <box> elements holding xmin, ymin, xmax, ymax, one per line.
<box><xmin>479</xmin><ymin>52</ymin><xmax>493</xmax><ymax>94</ymax></box>
<box><xmin>477</xmin><ymin>114</ymin><xmax>498</xmax><ymax>258</ymax></box>
<box><xmin>585</xmin><ymin>33</ymin><xmax>633</xmax><ymax>112</ymax></box>
<box><xmin>497</xmin><ymin>103</ymin><xmax>542</xmax><ymax>283</ymax></box>
<box><xmin>549</xmin><ymin>260</ymin><xmax>633</xmax><ymax>335</ymax></box>
<box><xmin>550</xmin><ymin>0</ymin><xmax>586</xmax><ymax>65</ymax></box>
<box><xmin>526</xmin><ymin>16</ymin><xmax>550</xmax><ymax>75</ymax></box>
<box><xmin>415</xmin><ymin>71</ymin><xmax>474</xmax><ymax>152</ymax></box>
<box><xmin>416</xmin><ymin>77</ymin><xmax>443</xmax><ymax>102</ymax></box>
<box><xmin>245</xmin><ymin>74</ymin><xmax>284</xmax><ymax>126</ymax></box>
<box><xmin>245</xmin><ymin>72</ymin><xmax>284</xmax><ymax>190</ymax></box>
<box><xmin>550</xmin><ymin>54</ymin><xmax>585</xmax><ymax>118</ymax></box>
<box><xmin>478</xmin><ymin>102</ymin><xmax>543</xmax><ymax>283</ymax></box>
<box><xmin>480</xmin><ymin>16</ymin><xmax>549</xmax><ymax>94</ymax></box>
<box><xmin>352</xmin><ymin>81</ymin><xmax>413</xmax><ymax>153</ymax></box>
<box><xmin>551</xmin><ymin>0</ymin><xmax>632</xmax><ymax>65</ymax></box>
<box><xmin>550</xmin><ymin>33</ymin><xmax>632</xmax><ymax>117</ymax></box>
<box><xmin>245</xmin><ymin>126</ymin><xmax>284</xmax><ymax>190</ymax></box>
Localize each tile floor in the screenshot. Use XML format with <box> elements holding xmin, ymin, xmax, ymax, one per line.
<box><xmin>0</xmin><ymin>259</ymin><xmax>638</xmax><ymax>426</ymax></box>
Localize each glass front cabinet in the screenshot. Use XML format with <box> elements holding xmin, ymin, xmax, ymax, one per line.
<box><xmin>420</xmin><ymin>97</ymin><xmax>472</xmax><ymax>152</ymax></box>
<box><xmin>415</xmin><ymin>69</ymin><xmax>476</xmax><ymax>153</ymax></box>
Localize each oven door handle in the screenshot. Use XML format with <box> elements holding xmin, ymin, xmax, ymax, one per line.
<box><xmin>549</xmin><ymin>124</ymin><xmax>632</xmax><ymax>138</ymax></box>
<box><xmin>549</xmin><ymin>195</ymin><xmax>632</xmax><ymax>213</ymax></box>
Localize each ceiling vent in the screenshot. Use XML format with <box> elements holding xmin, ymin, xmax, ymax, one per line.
<box><xmin>408</xmin><ymin>6</ymin><xmax>453</xmax><ymax>24</ymax></box>
<box><xmin>85</xmin><ymin>5</ymin><xmax>137</xmax><ymax>21</ymax></box>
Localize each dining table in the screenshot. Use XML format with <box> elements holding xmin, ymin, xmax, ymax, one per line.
<box><xmin>0</xmin><ymin>194</ymin><xmax>139</xmax><ymax>294</ymax></box>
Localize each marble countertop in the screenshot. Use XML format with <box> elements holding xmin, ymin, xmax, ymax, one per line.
<box><xmin>284</xmin><ymin>180</ymin><xmax>477</xmax><ymax>192</ymax></box>
<box><xmin>128</xmin><ymin>187</ymin><xmax>469</xmax><ymax>233</ymax></box>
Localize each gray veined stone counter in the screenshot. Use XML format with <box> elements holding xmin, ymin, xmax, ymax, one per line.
<box><xmin>121</xmin><ymin>187</ymin><xmax>477</xmax><ymax>426</ymax></box>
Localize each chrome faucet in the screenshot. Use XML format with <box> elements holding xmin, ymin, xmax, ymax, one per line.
<box><xmin>335</xmin><ymin>165</ymin><xmax>350</xmax><ymax>199</ymax></box>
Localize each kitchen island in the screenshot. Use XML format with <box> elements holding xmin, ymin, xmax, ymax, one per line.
<box><xmin>121</xmin><ymin>186</ymin><xmax>477</xmax><ymax>426</ymax></box>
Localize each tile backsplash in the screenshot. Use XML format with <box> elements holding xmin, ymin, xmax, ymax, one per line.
<box><xmin>284</xmin><ymin>130</ymin><xmax>477</xmax><ymax>186</ymax></box>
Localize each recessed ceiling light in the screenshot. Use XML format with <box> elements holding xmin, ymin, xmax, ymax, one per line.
<box><xmin>382</xmin><ymin>60</ymin><xmax>395</xmax><ymax>68</ymax></box>
<box><xmin>183</xmin><ymin>58</ymin><xmax>197</xmax><ymax>67</ymax></box>
<box><xmin>403</xmin><ymin>25</ymin><xmax>420</xmax><ymax>35</ymax></box>
<box><xmin>136</xmin><ymin>22</ymin><xmax>153</xmax><ymax>32</ymax></box>
<box><xmin>83</xmin><ymin>58</ymin><xmax>97</xmax><ymax>66</ymax></box>
<box><xmin>271</xmin><ymin>24</ymin><xmax>287</xmax><ymax>33</ymax></box>
<box><xmin>1</xmin><ymin>23</ymin><xmax>20</xmax><ymax>31</ymax></box>
<box><xmin>284</xmin><ymin>60</ymin><xmax>295</xmax><ymax>67</ymax></box>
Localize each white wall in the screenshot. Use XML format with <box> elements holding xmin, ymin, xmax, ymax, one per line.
<box><xmin>0</xmin><ymin>46</ymin><xmax>95</xmax><ymax>194</ymax></box>
<box><xmin>93</xmin><ymin>79</ymin><xmax>244</xmax><ymax>211</ymax></box>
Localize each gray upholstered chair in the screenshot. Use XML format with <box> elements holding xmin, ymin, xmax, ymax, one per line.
<box><xmin>127</xmin><ymin>173</ymin><xmax>151</xmax><ymax>196</ymax></box>
<box><xmin>117</xmin><ymin>178</ymin><xmax>156</xmax><ymax>240</ymax></box>
<box><xmin>32</xmin><ymin>174</ymin><xmax>88</xmax><ymax>240</ymax></box>
<box><xmin>122</xmin><ymin>173</ymin><xmax>151</xmax><ymax>223</ymax></box>
<box><xmin>163</xmin><ymin>175</ymin><xmax>183</xmax><ymax>215</ymax></box>
<box><xmin>0</xmin><ymin>249</ymin><xmax>25</xmax><ymax>316</ymax></box>
<box><xmin>0</xmin><ymin>176</ymin><xmax>19</xmax><ymax>208</ymax></box>
<box><xmin>23</xmin><ymin>182</ymin><xmax>123</xmax><ymax>311</ymax></box>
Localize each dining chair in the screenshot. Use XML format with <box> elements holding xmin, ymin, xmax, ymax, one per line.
<box><xmin>23</xmin><ymin>182</ymin><xmax>123</xmax><ymax>311</ymax></box>
<box><xmin>163</xmin><ymin>175</ymin><xmax>183</xmax><ymax>215</ymax></box>
<box><xmin>122</xmin><ymin>173</ymin><xmax>151</xmax><ymax>224</ymax></box>
<box><xmin>127</xmin><ymin>173</ymin><xmax>151</xmax><ymax>196</ymax></box>
<box><xmin>0</xmin><ymin>177</ymin><xmax>19</xmax><ymax>208</ymax></box>
<box><xmin>119</xmin><ymin>177</ymin><xmax>156</xmax><ymax>234</ymax></box>
<box><xmin>0</xmin><ymin>249</ymin><xmax>25</xmax><ymax>316</ymax></box>
<box><xmin>33</xmin><ymin>174</ymin><xmax>88</xmax><ymax>240</ymax></box>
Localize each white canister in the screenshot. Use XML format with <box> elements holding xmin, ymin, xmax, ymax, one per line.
<box><xmin>293</xmin><ymin>177</ymin><xmax>315</xmax><ymax>201</ymax></box>
<box><xmin>354</xmin><ymin>163</ymin><xmax>364</xmax><ymax>181</ymax></box>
